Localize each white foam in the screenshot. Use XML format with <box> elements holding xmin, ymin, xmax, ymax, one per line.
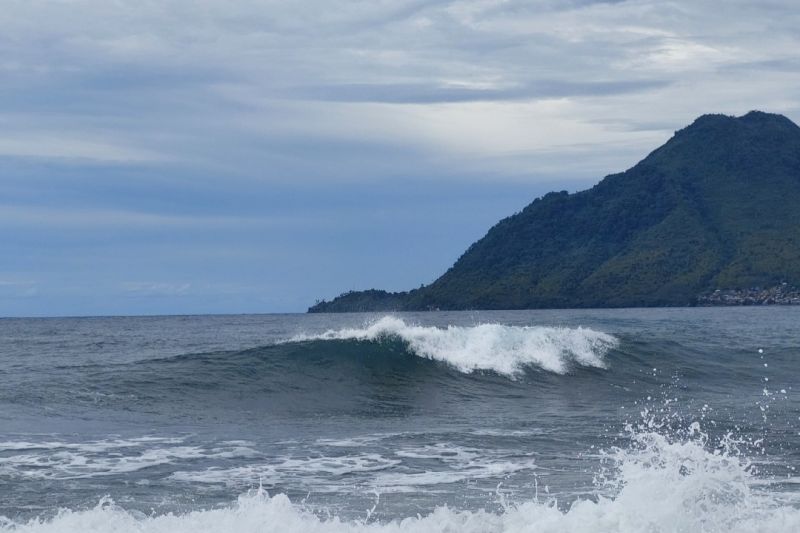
<box><xmin>5</xmin><ymin>426</ymin><xmax>800</xmax><ymax>533</ymax></box>
<box><xmin>373</xmin><ymin>459</ymin><xmax>538</xmax><ymax>493</ymax></box>
<box><xmin>171</xmin><ymin>439</ymin><xmax>539</xmax><ymax>495</ymax></box>
<box><xmin>5</xmin><ymin>430</ymin><xmax>800</xmax><ymax>533</ymax></box>
<box><xmin>0</xmin><ymin>437</ymin><xmax>184</xmax><ymax>453</ymax></box>
<box><xmin>375</xmin><ymin>443</ymin><xmax>538</xmax><ymax>493</ymax></box>
<box><xmin>0</xmin><ymin>439</ymin><xmax>257</xmax><ymax>480</ymax></box>
<box><xmin>469</xmin><ymin>428</ymin><xmax>548</xmax><ymax>437</ymax></box>
<box><xmin>171</xmin><ymin>453</ymin><xmax>402</xmax><ymax>488</ymax></box>
<box><xmin>289</xmin><ymin>316</ymin><xmax>617</xmax><ymax>376</ymax></box>
<box><xmin>314</xmin><ymin>434</ymin><xmax>401</xmax><ymax>448</ymax></box>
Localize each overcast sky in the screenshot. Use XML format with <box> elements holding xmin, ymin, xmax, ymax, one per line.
<box><xmin>2</xmin><ymin>0</ymin><xmax>799</xmax><ymax>316</ymax></box>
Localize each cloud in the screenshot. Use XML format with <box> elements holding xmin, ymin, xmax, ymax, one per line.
<box><xmin>0</xmin><ymin>135</ymin><xmax>162</xmax><ymax>162</ymax></box>
<box><xmin>0</xmin><ymin>205</ymin><xmax>330</xmax><ymax>230</ymax></box>
<box><xmin>288</xmin><ymin>79</ymin><xmax>670</xmax><ymax>104</ymax></box>
<box><xmin>1</xmin><ymin>0</ymin><xmax>798</xmax><ymax>177</ymax></box>
<box><xmin>121</xmin><ymin>282</ymin><xmax>192</xmax><ymax>297</ymax></box>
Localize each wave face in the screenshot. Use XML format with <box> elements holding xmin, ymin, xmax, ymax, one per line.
<box><xmin>0</xmin><ymin>317</ymin><xmax>622</xmax><ymax>427</ymax></box>
<box><xmin>289</xmin><ymin>316</ymin><xmax>618</xmax><ymax>376</ymax></box>
<box><xmin>3</xmin><ymin>426</ymin><xmax>798</xmax><ymax>533</ymax></box>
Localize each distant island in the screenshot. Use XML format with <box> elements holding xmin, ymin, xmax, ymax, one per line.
<box><xmin>310</xmin><ymin>111</ymin><xmax>800</xmax><ymax>312</ymax></box>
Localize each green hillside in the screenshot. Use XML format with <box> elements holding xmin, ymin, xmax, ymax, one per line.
<box><xmin>310</xmin><ymin>111</ymin><xmax>800</xmax><ymax>312</ymax></box>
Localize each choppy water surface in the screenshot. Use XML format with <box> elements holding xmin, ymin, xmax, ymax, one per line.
<box><xmin>0</xmin><ymin>308</ymin><xmax>798</xmax><ymax>532</ymax></box>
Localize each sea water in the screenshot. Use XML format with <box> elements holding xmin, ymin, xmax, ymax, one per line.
<box><xmin>0</xmin><ymin>308</ymin><xmax>798</xmax><ymax>532</ymax></box>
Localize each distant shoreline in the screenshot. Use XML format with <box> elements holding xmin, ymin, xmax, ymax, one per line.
<box><xmin>697</xmin><ymin>284</ymin><xmax>800</xmax><ymax>306</ymax></box>
<box><xmin>308</xmin><ymin>284</ymin><xmax>800</xmax><ymax>313</ymax></box>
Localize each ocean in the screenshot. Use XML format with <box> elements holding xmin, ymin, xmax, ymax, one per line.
<box><xmin>0</xmin><ymin>308</ymin><xmax>798</xmax><ymax>532</ymax></box>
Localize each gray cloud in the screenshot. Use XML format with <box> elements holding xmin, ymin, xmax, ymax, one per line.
<box><xmin>1</xmin><ymin>0</ymin><xmax>798</xmax><ymax>175</ymax></box>
<box><xmin>289</xmin><ymin>79</ymin><xmax>671</xmax><ymax>104</ymax></box>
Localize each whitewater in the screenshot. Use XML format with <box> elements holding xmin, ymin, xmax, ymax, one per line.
<box><xmin>288</xmin><ymin>316</ymin><xmax>618</xmax><ymax>375</ymax></box>
<box><xmin>1</xmin><ymin>309</ymin><xmax>798</xmax><ymax>532</ymax></box>
<box><xmin>5</xmin><ymin>430</ymin><xmax>800</xmax><ymax>533</ymax></box>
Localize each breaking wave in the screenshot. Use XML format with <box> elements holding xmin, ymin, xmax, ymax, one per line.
<box><xmin>288</xmin><ymin>316</ymin><xmax>618</xmax><ymax>376</ymax></box>
<box><xmin>2</xmin><ymin>318</ymin><xmax>621</xmax><ymax>418</ymax></box>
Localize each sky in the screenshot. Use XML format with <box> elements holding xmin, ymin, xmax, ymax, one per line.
<box><xmin>2</xmin><ymin>0</ymin><xmax>800</xmax><ymax>316</ymax></box>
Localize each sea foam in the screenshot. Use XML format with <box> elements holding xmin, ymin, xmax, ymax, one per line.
<box><xmin>4</xmin><ymin>427</ymin><xmax>798</xmax><ymax>533</ymax></box>
<box><xmin>289</xmin><ymin>316</ymin><xmax>617</xmax><ymax>376</ymax></box>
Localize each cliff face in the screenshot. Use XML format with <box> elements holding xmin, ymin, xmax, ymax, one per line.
<box><xmin>310</xmin><ymin>111</ymin><xmax>800</xmax><ymax>312</ymax></box>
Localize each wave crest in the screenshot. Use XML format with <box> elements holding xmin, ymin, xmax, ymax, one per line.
<box><xmin>289</xmin><ymin>316</ymin><xmax>618</xmax><ymax>376</ymax></box>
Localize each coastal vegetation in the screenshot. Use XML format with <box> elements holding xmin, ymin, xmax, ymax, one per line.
<box><xmin>310</xmin><ymin>111</ymin><xmax>800</xmax><ymax>312</ymax></box>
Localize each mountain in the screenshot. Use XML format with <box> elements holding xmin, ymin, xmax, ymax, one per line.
<box><xmin>309</xmin><ymin>111</ymin><xmax>800</xmax><ymax>312</ymax></box>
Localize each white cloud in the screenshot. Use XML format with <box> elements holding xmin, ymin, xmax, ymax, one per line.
<box><xmin>0</xmin><ymin>205</ymin><xmax>323</xmax><ymax>229</ymax></box>
<box><xmin>121</xmin><ymin>282</ymin><xmax>192</xmax><ymax>296</ymax></box>
<box><xmin>0</xmin><ymin>135</ymin><xmax>162</xmax><ymax>162</ymax></box>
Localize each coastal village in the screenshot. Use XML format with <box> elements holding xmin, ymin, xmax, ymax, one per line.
<box><xmin>698</xmin><ymin>283</ymin><xmax>800</xmax><ymax>305</ymax></box>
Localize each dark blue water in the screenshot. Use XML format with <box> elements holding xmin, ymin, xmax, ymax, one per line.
<box><xmin>0</xmin><ymin>308</ymin><xmax>798</xmax><ymax>532</ymax></box>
